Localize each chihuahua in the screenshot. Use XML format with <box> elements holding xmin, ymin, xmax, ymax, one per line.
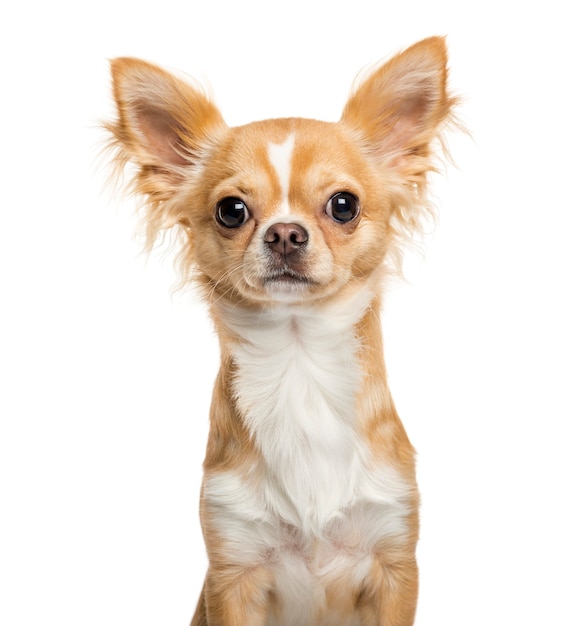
<box><xmin>105</xmin><ymin>36</ymin><xmax>455</xmax><ymax>626</ymax></box>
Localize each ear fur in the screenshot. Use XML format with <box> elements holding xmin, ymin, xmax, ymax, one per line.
<box><xmin>341</xmin><ymin>36</ymin><xmax>456</xmax><ymax>169</ymax></box>
<box><xmin>104</xmin><ymin>58</ymin><xmax>227</xmax><ymax>245</ymax></box>
<box><xmin>341</xmin><ymin>37</ymin><xmax>457</xmax><ymax>262</ymax></box>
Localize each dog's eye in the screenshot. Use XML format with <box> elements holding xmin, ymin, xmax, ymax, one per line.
<box><xmin>326</xmin><ymin>192</ymin><xmax>359</xmax><ymax>223</ymax></box>
<box><xmin>216</xmin><ymin>197</ymin><xmax>250</xmax><ymax>228</ymax></box>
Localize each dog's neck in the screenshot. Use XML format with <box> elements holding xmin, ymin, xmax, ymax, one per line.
<box><xmin>209</xmin><ymin>283</ymin><xmax>388</xmax><ymax>532</ymax></box>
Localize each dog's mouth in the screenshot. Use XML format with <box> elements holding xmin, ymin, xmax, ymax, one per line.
<box><xmin>262</xmin><ymin>268</ymin><xmax>314</xmax><ymax>292</ymax></box>
<box><xmin>263</xmin><ymin>268</ymin><xmax>312</xmax><ymax>285</ymax></box>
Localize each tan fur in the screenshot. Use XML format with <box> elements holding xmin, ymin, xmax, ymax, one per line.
<box><xmin>105</xmin><ymin>37</ymin><xmax>456</xmax><ymax>625</ymax></box>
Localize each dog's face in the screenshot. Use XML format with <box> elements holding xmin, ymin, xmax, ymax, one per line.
<box><xmin>106</xmin><ymin>38</ymin><xmax>454</xmax><ymax>306</ymax></box>
<box><xmin>187</xmin><ymin>118</ymin><xmax>395</xmax><ymax>305</ymax></box>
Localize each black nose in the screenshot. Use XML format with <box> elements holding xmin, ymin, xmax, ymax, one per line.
<box><xmin>264</xmin><ymin>223</ymin><xmax>308</xmax><ymax>256</ymax></box>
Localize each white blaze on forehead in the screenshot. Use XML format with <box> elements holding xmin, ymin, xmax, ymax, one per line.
<box><xmin>267</xmin><ymin>134</ymin><xmax>295</xmax><ymax>216</ymax></box>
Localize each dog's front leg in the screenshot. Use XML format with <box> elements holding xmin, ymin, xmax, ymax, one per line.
<box><xmin>358</xmin><ymin>556</ymin><xmax>419</xmax><ymax>626</ymax></box>
<box><xmin>201</xmin><ymin>565</ymin><xmax>273</xmax><ymax>626</ymax></box>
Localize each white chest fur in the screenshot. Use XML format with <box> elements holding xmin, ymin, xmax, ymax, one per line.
<box><xmin>215</xmin><ymin>288</ymin><xmax>411</xmax><ymax>529</ymax></box>
<box><xmin>222</xmin><ymin>291</ymin><xmax>369</xmax><ymax>531</ymax></box>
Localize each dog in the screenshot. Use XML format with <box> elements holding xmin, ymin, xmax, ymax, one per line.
<box><xmin>105</xmin><ymin>36</ymin><xmax>456</xmax><ymax>625</ymax></box>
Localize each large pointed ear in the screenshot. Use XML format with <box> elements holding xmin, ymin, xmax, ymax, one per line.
<box><xmin>105</xmin><ymin>57</ymin><xmax>227</xmax><ymax>198</ymax></box>
<box><xmin>340</xmin><ymin>37</ymin><xmax>455</xmax><ymax>170</ymax></box>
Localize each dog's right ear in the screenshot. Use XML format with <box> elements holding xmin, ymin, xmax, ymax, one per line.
<box><xmin>106</xmin><ymin>57</ymin><xmax>227</xmax><ymax>199</ymax></box>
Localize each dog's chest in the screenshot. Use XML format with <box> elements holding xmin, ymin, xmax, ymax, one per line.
<box><xmin>210</xmin><ymin>300</ymin><xmax>412</xmax><ymax>621</ymax></box>
<box><xmin>228</xmin><ymin>304</ymin><xmax>365</xmax><ymax>531</ymax></box>
<box><xmin>206</xmin><ymin>301</ymin><xmax>413</xmax><ymax>622</ymax></box>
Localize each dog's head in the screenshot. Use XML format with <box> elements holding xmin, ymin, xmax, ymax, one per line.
<box><xmin>105</xmin><ymin>37</ymin><xmax>455</xmax><ymax>306</ymax></box>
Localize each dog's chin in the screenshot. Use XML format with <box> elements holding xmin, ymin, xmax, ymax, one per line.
<box><xmin>262</xmin><ymin>271</ymin><xmax>314</xmax><ymax>302</ymax></box>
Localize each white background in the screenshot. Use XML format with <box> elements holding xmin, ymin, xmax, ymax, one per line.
<box><xmin>1</xmin><ymin>1</ymin><xmax>576</xmax><ymax>624</ymax></box>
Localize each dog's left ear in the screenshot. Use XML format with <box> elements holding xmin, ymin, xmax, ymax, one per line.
<box><xmin>341</xmin><ymin>37</ymin><xmax>455</xmax><ymax>170</ymax></box>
